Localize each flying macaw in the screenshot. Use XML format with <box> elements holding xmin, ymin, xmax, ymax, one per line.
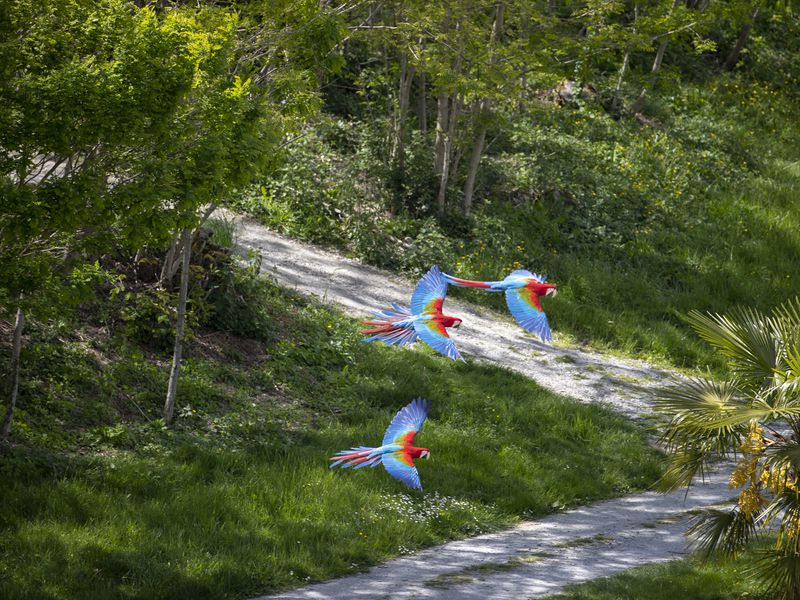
<box><xmin>443</xmin><ymin>269</ymin><xmax>557</xmax><ymax>342</ymax></box>
<box><xmin>330</xmin><ymin>398</ymin><xmax>431</xmax><ymax>490</ymax></box>
<box><xmin>361</xmin><ymin>265</ymin><xmax>464</xmax><ymax>361</ymax></box>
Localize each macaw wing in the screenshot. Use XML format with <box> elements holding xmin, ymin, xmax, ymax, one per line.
<box><xmin>382</xmin><ymin>450</ymin><xmax>422</xmax><ymax>490</ymax></box>
<box><xmin>413</xmin><ymin>319</ymin><xmax>463</xmax><ymax>361</ymax></box>
<box><xmin>507</xmin><ymin>269</ymin><xmax>547</xmax><ymax>283</ymax></box>
<box><xmin>505</xmin><ymin>288</ymin><xmax>552</xmax><ymax>342</ymax></box>
<box><xmin>411</xmin><ymin>265</ymin><xmax>448</xmax><ymax>316</ymax></box>
<box><xmin>382</xmin><ymin>397</ymin><xmax>428</xmax><ymax>446</ymax></box>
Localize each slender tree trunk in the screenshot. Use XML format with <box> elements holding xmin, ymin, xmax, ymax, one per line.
<box><xmin>1</xmin><ymin>301</ymin><xmax>24</xmax><ymax>442</ymax></box>
<box><xmin>437</xmin><ymin>96</ymin><xmax>459</xmax><ymax>213</ymax></box>
<box><xmin>163</xmin><ymin>228</ymin><xmax>191</xmax><ymax>427</ymax></box>
<box><xmin>634</xmin><ymin>0</ymin><xmax>682</xmax><ymax>107</ymax></box>
<box><xmin>616</xmin><ymin>5</ymin><xmax>639</xmax><ymax>91</ymax></box>
<box><xmin>159</xmin><ymin>229</ymin><xmax>181</xmax><ymax>285</ymax></box>
<box><xmin>723</xmin><ymin>6</ymin><xmax>759</xmax><ymax>71</ymax></box>
<box><xmin>417</xmin><ymin>70</ymin><xmax>427</xmax><ymax>135</ymax></box>
<box><xmin>463</xmin><ymin>122</ymin><xmax>487</xmax><ymax>216</ymax></box>
<box><xmin>461</xmin><ymin>3</ymin><xmax>505</xmax><ymax>216</ymax></box>
<box><xmin>393</xmin><ymin>54</ymin><xmax>415</xmax><ymax>177</ymax></box>
<box><xmin>434</xmin><ymin>93</ymin><xmax>450</xmax><ymax>179</ymax></box>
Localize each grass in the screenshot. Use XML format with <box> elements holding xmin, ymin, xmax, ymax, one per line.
<box><xmin>542</xmin><ymin>552</ymin><xmax>766</xmax><ymax>600</ymax></box>
<box><xmin>0</xmin><ymin>273</ymin><xmax>662</xmax><ymax>600</ymax></box>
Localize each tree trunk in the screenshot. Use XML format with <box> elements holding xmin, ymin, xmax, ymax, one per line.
<box><xmin>463</xmin><ymin>122</ymin><xmax>487</xmax><ymax>216</ymax></box>
<box><xmin>436</xmin><ymin>96</ymin><xmax>459</xmax><ymax>213</ymax></box>
<box><xmin>723</xmin><ymin>6</ymin><xmax>759</xmax><ymax>71</ymax></box>
<box><xmin>163</xmin><ymin>228</ymin><xmax>191</xmax><ymax>426</ymax></box>
<box><xmin>634</xmin><ymin>0</ymin><xmax>682</xmax><ymax>108</ymax></box>
<box><xmin>159</xmin><ymin>229</ymin><xmax>181</xmax><ymax>285</ymax></box>
<box><xmin>1</xmin><ymin>302</ymin><xmax>24</xmax><ymax>442</ymax></box>
<box><xmin>393</xmin><ymin>54</ymin><xmax>415</xmax><ymax>178</ymax></box>
<box><xmin>434</xmin><ymin>92</ymin><xmax>450</xmax><ymax>179</ymax></box>
<box><xmin>616</xmin><ymin>5</ymin><xmax>639</xmax><ymax>91</ymax></box>
<box><xmin>417</xmin><ymin>71</ymin><xmax>427</xmax><ymax>135</ymax></box>
<box><xmin>461</xmin><ymin>3</ymin><xmax>505</xmax><ymax>216</ymax></box>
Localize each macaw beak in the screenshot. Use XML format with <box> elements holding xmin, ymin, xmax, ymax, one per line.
<box><xmin>546</xmin><ymin>287</ymin><xmax>558</xmax><ymax>297</ymax></box>
<box><xmin>420</xmin><ymin>450</ymin><xmax>431</xmax><ymax>459</ymax></box>
<box><xmin>453</xmin><ymin>320</ymin><xmax>462</xmax><ymax>329</ymax></box>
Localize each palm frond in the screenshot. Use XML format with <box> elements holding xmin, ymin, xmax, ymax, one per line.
<box><xmin>774</xmin><ymin>299</ymin><xmax>800</xmax><ymax>383</ymax></box>
<box><xmin>697</xmin><ymin>393</ymin><xmax>800</xmax><ymax>429</ymax></box>
<box><xmin>687</xmin><ymin>507</ymin><xmax>757</xmax><ymax>559</ymax></box>
<box><xmin>763</xmin><ymin>441</ymin><xmax>800</xmax><ymax>473</ymax></box>
<box><xmin>656</xmin><ymin>377</ymin><xmax>748</xmax><ymax>453</ymax></box>
<box><xmin>762</xmin><ymin>490</ymin><xmax>800</xmax><ymax>555</ymax></box>
<box><xmin>749</xmin><ymin>546</ymin><xmax>800</xmax><ymax>600</ymax></box>
<box><xmin>656</xmin><ymin>446</ymin><xmax>715</xmax><ymax>493</ymax></box>
<box><xmin>686</xmin><ymin>308</ymin><xmax>781</xmax><ymax>389</ymax></box>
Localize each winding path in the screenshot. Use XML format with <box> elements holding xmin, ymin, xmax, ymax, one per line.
<box><xmin>222</xmin><ymin>212</ymin><xmax>733</xmax><ymax>600</ymax></box>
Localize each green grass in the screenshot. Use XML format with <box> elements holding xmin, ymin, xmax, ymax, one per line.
<box><xmin>0</xmin><ymin>275</ymin><xmax>662</xmax><ymax>600</ymax></box>
<box><xmin>543</xmin><ymin>553</ymin><xmax>766</xmax><ymax>600</ymax></box>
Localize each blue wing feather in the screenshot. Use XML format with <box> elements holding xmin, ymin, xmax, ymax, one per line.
<box><xmin>382</xmin><ymin>398</ymin><xmax>429</xmax><ymax>446</ymax></box>
<box><xmin>413</xmin><ymin>320</ymin><xmax>463</xmax><ymax>361</ymax></box>
<box><xmin>411</xmin><ymin>266</ymin><xmax>448</xmax><ymax>315</ymax></box>
<box><xmin>505</xmin><ymin>289</ymin><xmax>552</xmax><ymax>342</ymax></box>
<box><xmin>382</xmin><ymin>452</ymin><xmax>422</xmax><ymax>490</ymax></box>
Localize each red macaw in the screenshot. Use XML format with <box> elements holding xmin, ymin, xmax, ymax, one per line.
<box><xmin>444</xmin><ymin>269</ymin><xmax>557</xmax><ymax>342</ymax></box>
<box><xmin>361</xmin><ymin>265</ymin><xmax>464</xmax><ymax>361</ymax></box>
<box><xmin>330</xmin><ymin>398</ymin><xmax>430</xmax><ymax>490</ymax></box>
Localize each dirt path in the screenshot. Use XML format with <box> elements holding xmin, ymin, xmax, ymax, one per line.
<box><xmin>223</xmin><ymin>213</ymin><xmax>733</xmax><ymax>599</ymax></box>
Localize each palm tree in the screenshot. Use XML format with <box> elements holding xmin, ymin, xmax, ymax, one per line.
<box><xmin>656</xmin><ymin>299</ymin><xmax>800</xmax><ymax>599</ymax></box>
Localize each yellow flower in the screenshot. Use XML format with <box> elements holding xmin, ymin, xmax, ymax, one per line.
<box><xmin>737</xmin><ymin>485</ymin><xmax>765</xmax><ymax>517</ymax></box>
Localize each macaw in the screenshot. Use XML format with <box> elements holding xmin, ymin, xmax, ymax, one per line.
<box><xmin>361</xmin><ymin>265</ymin><xmax>464</xmax><ymax>361</ymax></box>
<box><xmin>330</xmin><ymin>398</ymin><xmax>431</xmax><ymax>490</ymax></box>
<box><xmin>443</xmin><ymin>269</ymin><xmax>557</xmax><ymax>342</ymax></box>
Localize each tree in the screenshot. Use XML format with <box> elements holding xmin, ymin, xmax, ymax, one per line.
<box><xmin>0</xmin><ymin>0</ymin><xmax>220</xmax><ymax>437</ymax></box>
<box><xmin>0</xmin><ymin>0</ymin><xmax>344</xmax><ymax>433</ymax></box>
<box><xmin>657</xmin><ymin>300</ymin><xmax>800</xmax><ymax>598</ymax></box>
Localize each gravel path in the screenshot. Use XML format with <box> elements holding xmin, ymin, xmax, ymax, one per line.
<box><xmin>222</xmin><ymin>212</ymin><xmax>733</xmax><ymax>600</ymax></box>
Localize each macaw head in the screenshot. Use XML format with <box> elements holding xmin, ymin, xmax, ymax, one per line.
<box><xmin>531</xmin><ymin>281</ymin><xmax>558</xmax><ymax>298</ymax></box>
<box><xmin>442</xmin><ymin>315</ymin><xmax>462</xmax><ymax>329</ymax></box>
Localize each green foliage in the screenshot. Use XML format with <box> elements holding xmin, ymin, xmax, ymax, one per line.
<box><xmin>656</xmin><ymin>299</ymin><xmax>800</xmax><ymax>598</ymax></box>
<box><xmin>0</xmin><ymin>269</ymin><xmax>662</xmax><ymax>599</ymax></box>
<box><xmin>401</xmin><ymin>219</ymin><xmax>457</xmax><ymax>277</ymax></box>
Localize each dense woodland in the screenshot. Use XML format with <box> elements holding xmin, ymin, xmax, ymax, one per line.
<box><xmin>1</xmin><ymin>1</ymin><xmax>800</xmax><ymax>599</ymax></box>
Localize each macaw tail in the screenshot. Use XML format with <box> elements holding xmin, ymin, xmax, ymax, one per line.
<box><xmin>442</xmin><ymin>273</ymin><xmax>492</xmax><ymax>289</ymax></box>
<box><xmin>329</xmin><ymin>446</ymin><xmax>383</xmax><ymax>469</ymax></box>
<box><xmin>360</xmin><ymin>304</ymin><xmax>418</xmax><ymax>347</ymax></box>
